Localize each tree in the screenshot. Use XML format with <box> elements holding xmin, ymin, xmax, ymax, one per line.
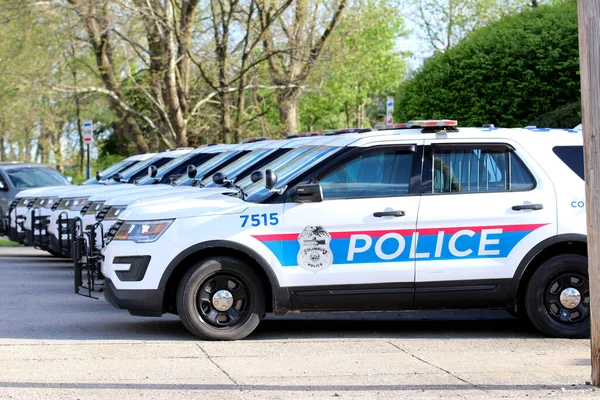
<box><xmin>299</xmin><ymin>0</ymin><xmax>407</xmax><ymax>130</ymax></box>
<box><xmin>258</xmin><ymin>0</ymin><xmax>348</xmax><ymax>135</ymax></box>
<box><xmin>408</xmin><ymin>0</ymin><xmax>547</xmax><ymax>54</ymax></box>
<box><xmin>394</xmin><ymin>1</ymin><xmax>580</xmax><ymax>128</ymax></box>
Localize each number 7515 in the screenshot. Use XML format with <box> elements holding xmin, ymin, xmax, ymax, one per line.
<box><xmin>240</xmin><ymin>213</ymin><xmax>279</xmax><ymax>227</ymax></box>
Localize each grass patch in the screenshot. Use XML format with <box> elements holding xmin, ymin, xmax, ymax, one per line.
<box><xmin>0</xmin><ymin>238</ymin><xmax>24</xmax><ymax>247</ymax></box>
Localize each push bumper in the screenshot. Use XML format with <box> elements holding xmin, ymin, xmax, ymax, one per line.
<box><xmin>103</xmin><ymin>278</ymin><xmax>164</xmax><ymax>317</ymax></box>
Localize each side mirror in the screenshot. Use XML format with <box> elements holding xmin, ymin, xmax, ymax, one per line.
<box><xmin>250</xmin><ymin>170</ymin><xmax>264</xmax><ymax>183</ymax></box>
<box><xmin>148</xmin><ymin>165</ymin><xmax>158</xmax><ymax>178</ymax></box>
<box><xmin>187</xmin><ymin>165</ymin><xmax>197</xmax><ymax>179</ymax></box>
<box><xmin>0</xmin><ymin>181</ymin><xmax>6</xmax><ymax>191</ymax></box>
<box><xmin>291</xmin><ymin>183</ymin><xmax>323</xmax><ymax>203</ymax></box>
<box><xmin>264</xmin><ymin>169</ymin><xmax>277</xmax><ymax>190</ymax></box>
<box><xmin>212</xmin><ymin>172</ymin><xmax>226</xmax><ymax>185</ymax></box>
<box><xmin>112</xmin><ymin>173</ymin><xmax>123</xmax><ymax>182</ymax></box>
<box><xmin>95</xmin><ymin>171</ymin><xmax>102</xmax><ymax>181</ymax></box>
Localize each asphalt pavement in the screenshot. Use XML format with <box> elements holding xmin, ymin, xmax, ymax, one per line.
<box><xmin>0</xmin><ymin>246</ymin><xmax>595</xmax><ymax>399</ymax></box>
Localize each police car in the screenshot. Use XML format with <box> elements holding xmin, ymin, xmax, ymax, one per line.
<box><xmin>7</xmin><ymin>153</ymin><xmax>157</xmax><ymax>245</ymax></box>
<box><xmin>100</xmin><ymin>121</ymin><xmax>588</xmax><ymax>340</ymax></box>
<box><xmin>86</xmin><ymin>136</ymin><xmax>339</xmax><ymax>238</ymax></box>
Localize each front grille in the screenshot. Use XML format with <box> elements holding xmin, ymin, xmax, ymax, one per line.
<box><xmin>50</xmin><ymin>199</ymin><xmax>61</xmax><ymax>211</ymax></box>
<box><xmin>80</xmin><ymin>203</ymin><xmax>92</xmax><ymax>215</ymax></box>
<box><xmin>96</xmin><ymin>205</ymin><xmax>111</xmax><ymax>222</ymax></box>
<box><xmin>8</xmin><ymin>199</ymin><xmax>18</xmax><ymax>212</ymax></box>
<box><xmin>105</xmin><ymin>220</ymin><xmax>123</xmax><ymax>245</ymax></box>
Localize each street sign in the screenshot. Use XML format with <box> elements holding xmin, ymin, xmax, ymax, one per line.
<box><xmin>83</xmin><ymin>120</ymin><xmax>93</xmax><ymax>143</ymax></box>
<box><xmin>386</xmin><ymin>96</ymin><xmax>394</xmax><ymax>125</ymax></box>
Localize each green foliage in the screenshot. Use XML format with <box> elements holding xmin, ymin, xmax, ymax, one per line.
<box><xmin>299</xmin><ymin>0</ymin><xmax>407</xmax><ymax>130</ymax></box>
<box><xmin>395</xmin><ymin>1</ymin><xmax>580</xmax><ymax>128</ymax></box>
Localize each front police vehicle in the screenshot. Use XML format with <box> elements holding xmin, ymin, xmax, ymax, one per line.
<box><xmin>100</xmin><ymin>121</ymin><xmax>589</xmax><ymax>340</ymax></box>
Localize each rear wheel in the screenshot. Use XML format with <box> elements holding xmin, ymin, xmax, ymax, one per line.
<box><xmin>176</xmin><ymin>257</ymin><xmax>264</xmax><ymax>340</ymax></box>
<box><xmin>524</xmin><ymin>254</ymin><xmax>590</xmax><ymax>338</ymax></box>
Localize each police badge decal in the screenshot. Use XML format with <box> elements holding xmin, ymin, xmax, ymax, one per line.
<box><xmin>297</xmin><ymin>225</ymin><xmax>333</xmax><ymax>272</ymax></box>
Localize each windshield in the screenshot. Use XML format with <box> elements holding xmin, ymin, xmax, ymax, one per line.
<box><xmin>7</xmin><ymin>168</ymin><xmax>70</xmax><ymax>188</ymax></box>
<box><xmin>243</xmin><ymin>145</ymin><xmax>342</xmax><ymax>202</ymax></box>
<box><xmin>202</xmin><ymin>148</ymin><xmax>280</xmax><ymax>187</ymax></box>
<box><xmin>110</xmin><ymin>156</ymin><xmax>173</xmax><ymax>183</ymax></box>
<box><xmin>137</xmin><ymin>151</ymin><xmax>218</xmax><ymax>185</ymax></box>
<box><xmin>174</xmin><ymin>151</ymin><xmax>246</xmax><ymax>186</ymax></box>
<box><xmin>82</xmin><ymin>159</ymin><xmax>138</xmax><ymax>185</ymax></box>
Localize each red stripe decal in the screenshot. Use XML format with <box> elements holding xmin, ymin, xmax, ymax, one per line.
<box><xmin>252</xmin><ymin>223</ymin><xmax>548</xmax><ymax>242</ymax></box>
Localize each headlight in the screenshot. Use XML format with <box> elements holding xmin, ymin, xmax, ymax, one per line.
<box><xmin>17</xmin><ymin>198</ymin><xmax>34</xmax><ymax>208</ymax></box>
<box><xmin>58</xmin><ymin>197</ymin><xmax>89</xmax><ymax>211</ymax></box>
<box><xmin>85</xmin><ymin>201</ymin><xmax>105</xmax><ymax>215</ymax></box>
<box><xmin>113</xmin><ymin>219</ymin><xmax>174</xmax><ymax>243</ymax></box>
<box><xmin>33</xmin><ymin>198</ymin><xmax>56</xmax><ymax>209</ymax></box>
<box><xmin>104</xmin><ymin>206</ymin><xmax>127</xmax><ymax>220</ymax></box>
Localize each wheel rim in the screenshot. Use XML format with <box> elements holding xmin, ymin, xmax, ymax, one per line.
<box><xmin>195</xmin><ymin>273</ymin><xmax>251</xmax><ymax>328</ymax></box>
<box><xmin>544</xmin><ymin>272</ymin><xmax>590</xmax><ymax>324</ymax></box>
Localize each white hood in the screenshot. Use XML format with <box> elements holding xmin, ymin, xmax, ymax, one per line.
<box><xmin>104</xmin><ymin>186</ymin><xmax>237</xmax><ymax>207</ymax></box>
<box><xmin>121</xmin><ymin>192</ymin><xmax>246</xmax><ymax>220</ymax></box>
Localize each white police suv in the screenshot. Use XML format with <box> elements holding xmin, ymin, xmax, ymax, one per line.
<box><xmin>100</xmin><ymin>121</ymin><xmax>588</xmax><ymax>340</ymax></box>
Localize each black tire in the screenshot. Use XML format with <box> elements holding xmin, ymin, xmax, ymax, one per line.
<box><xmin>47</xmin><ymin>250</ymin><xmax>63</xmax><ymax>258</ymax></box>
<box><xmin>176</xmin><ymin>256</ymin><xmax>265</xmax><ymax>341</ymax></box>
<box><xmin>524</xmin><ymin>254</ymin><xmax>590</xmax><ymax>338</ymax></box>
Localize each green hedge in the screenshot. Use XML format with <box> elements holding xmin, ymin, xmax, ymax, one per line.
<box><xmin>395</xmin><ymin>1</ymin><xmax>580</xmax><ymax>128</ymax></box>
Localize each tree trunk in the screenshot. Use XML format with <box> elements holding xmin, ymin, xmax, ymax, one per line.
<box><xmin>278</xmin><ymin>92</ymin><xmax>299</xmax><ymax>135</ymax></box>
<box><xmin>221</xmin><ymin>90</ymin><xmax>233</xmax><ymax>143</ymax></box>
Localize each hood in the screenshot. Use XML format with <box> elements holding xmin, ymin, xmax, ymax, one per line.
<box><xmin>120</xmin><ymin>192</ymin><xmax>247</xmax><ymax>220</ymax></box>
<box><xmin>39</xmin><ymin>183</ymin><xmax>142</xmax><ymax>199</ymax></box>
<box><xmin>14</xmin><ymin>185</ymin><xmax>71</xmax><ymax>199</ymax></box>
<box><xmin>103</xmin><ymin>185</ymin><xmax>202</xmax><ymax>206</ymax></box>
<box><xmin>87</xmin><ymin>184</ymin><xmax>177</xmax><ymax>202</ymax></box>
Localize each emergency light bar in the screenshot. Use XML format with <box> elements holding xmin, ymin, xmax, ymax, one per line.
<box><xmin>323</xmin><ymin>128</ymin><xmax>372</xmax><ymax>136</ymax></box>
<box><xmin>375</xmin><ymin>119</ymin><xmax>458</xmax><ymax>131</ymax></box>
<box><xmin>241</xmin><ymin>137</ymin><xmax>269</xmax><ymax>143</ymax></box>
<box><xmin>286</xmin><ymin>132</ymin><xmax>320</xmax><ymax>139</ymax></box>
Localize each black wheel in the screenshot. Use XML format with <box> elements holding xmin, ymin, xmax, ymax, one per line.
<box><xmin>524</xmin><ymin>254</ymin><xmax>590</xmax><ymax>338</ymax></box>
<box><xmin>176</xmin><ymin>257</ymin><xmax>264</xmax><ymax>340</ymax></box>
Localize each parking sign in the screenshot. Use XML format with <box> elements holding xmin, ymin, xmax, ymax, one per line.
<box><xmin>386</xmin><ymin>96</ymin><xmax>394</xmax><ymax>125</ymax></box>
<box><xmin>83</xmin><ymin>121</ymin><xmax>93</xmax><ymax>143</ymax></box>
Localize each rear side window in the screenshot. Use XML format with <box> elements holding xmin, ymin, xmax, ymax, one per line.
<box><xmin>553</xmin><ymin>146</ymin><xmax>584</xmax><ymax>180</ymax></box>
<box><xmin>431</xmin><ymin>147</ymin><xmax>535</xmax><ymax>193</ymax></box>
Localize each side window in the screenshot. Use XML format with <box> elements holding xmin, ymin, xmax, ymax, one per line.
<box><xmin>432</xmin><ymin>146</ymin><xmax>534</xmax><ymax>193</ymax></box>
<box><xmin>316</xmin><ymin>148</ymin><xmax>414</xmax><ymax>200</ymax></box>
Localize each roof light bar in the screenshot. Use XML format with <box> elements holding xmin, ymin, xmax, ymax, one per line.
<box><xmin>241</xmin><ymin>137</ymin><xmax>269</xmax><ymax>143</ymax></box>
<box><xmin>286</xmin><ymin>132</ymin><xmax>320</xmax><ymax>139</ymax></box>
<box><xmin>323</xmin><ymin>128</ymin><xmax>372</xmax><ymax>136</ymax></box>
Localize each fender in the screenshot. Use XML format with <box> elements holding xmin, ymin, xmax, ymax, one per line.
<box><xmin>508</xmin><ymin>233</ymin><xmax>587</xmax><ymax>302</ymax></box>
<box><xmin>157</xmin><ymin>239</ymin><xmax>281</xmax><ymax>293</ymax></box>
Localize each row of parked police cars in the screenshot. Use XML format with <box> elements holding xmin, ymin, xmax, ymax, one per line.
<box><xmin>1</xmin><ymin>120</ymin><xmax>590</xmax><ymax>340</ymax></box>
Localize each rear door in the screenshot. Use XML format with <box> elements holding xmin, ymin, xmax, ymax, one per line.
<box><xmin>415</xmin><ymin>139</ymin><xmax>557</xmax><ymax>308</ymax></box>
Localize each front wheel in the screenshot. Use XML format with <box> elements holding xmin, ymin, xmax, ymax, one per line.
<box><xmin>524</xmin><ymin>254</ymin><xmax>590</xmax><ymax>338</ymax></box>
<box><xmin>176</xmin><ymin>257</ymin><xmax>265</xmax><ymax>340</ymax></box>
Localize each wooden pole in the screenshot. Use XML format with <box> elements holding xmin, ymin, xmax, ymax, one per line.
<box><xmin>578</xmin><ymin>0</ymin><xmax>600</xmax><ymax>386</ymax></box>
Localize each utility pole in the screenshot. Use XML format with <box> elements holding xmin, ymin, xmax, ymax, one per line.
<box><xmin>578</xmin><ymin>0</ymin><xmax>600</xmax><ymax>386</ymax></box>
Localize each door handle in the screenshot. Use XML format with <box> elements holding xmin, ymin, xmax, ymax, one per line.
<box><xmin>512</xmin><ymin>204</ymin><xmax>543</xmax><ymax>211</ymax></box>
<box><xmin>373</xmin><ymin>210</ymin><xmax>405</xmax><ymax>217</ymax></box>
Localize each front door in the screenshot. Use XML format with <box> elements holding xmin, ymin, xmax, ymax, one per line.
<box><xmin>279</xmin><ymin>143</ymin><xmax>423</xmax><ymax>311</ymax></box>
